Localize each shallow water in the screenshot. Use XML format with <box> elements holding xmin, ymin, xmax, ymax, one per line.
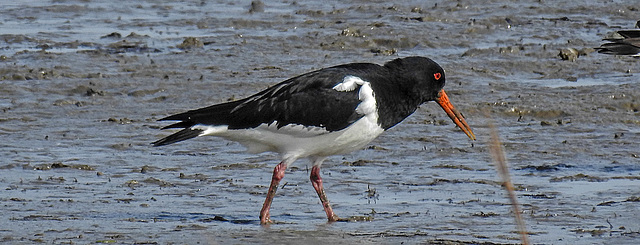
<box><xmin>2</xmin><ymin>0</ymin><xmax>640</xmax><ymax>244</ymax></box>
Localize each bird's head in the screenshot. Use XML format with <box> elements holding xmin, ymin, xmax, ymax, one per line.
<box><xmin>386</xmin><ymin>56</ymin><xmax>475</xmax><ymax>141</ymax></box>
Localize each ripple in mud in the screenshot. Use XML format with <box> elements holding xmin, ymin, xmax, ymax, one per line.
<box><xmin>549</xmin><ymin>173</ymin><xmax>608</xmax><ymax>182</ymax></box>
<box><xmin>27</xmin><ymin>162</ymin><xmax>96</xmax><ymax>171</ymax></box>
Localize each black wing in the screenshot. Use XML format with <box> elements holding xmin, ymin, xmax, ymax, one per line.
<box><xmin>153</xmin><ymin>66</ymin><xmax>372</xmax><ymax>146</ymax></box>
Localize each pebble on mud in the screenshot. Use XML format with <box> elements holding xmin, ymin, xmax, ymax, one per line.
<box><xmin>498</xmin><ymin>46</ymin><xmax>521</xmax><ymax>54</ymax></box>
<box><xmin>340</xmin><ymin>27</ymin><xmax>364</xmax><ymax>37</ymax></box>
<box><xmin>85</xmin><ymin>88</ymin><xmax>105</xmax><ymax>96</ymax></box>
<box><xmin>370</xmin><ymin>48</ymin><xmax>397</xmax><ymax>55</ymax></box>
<box><xmin>110</xmin><ymin>143</ymin><xmax>132</xmax><ymax>150</ymax></box>
<box><xmin>124</xmin><ymin>180</ymin><xmax>140</xmax><ymax>188</ymax></box>
<box><xmin>558</xmin><ymin>48</ymin><xmax>579</xmax><ymax>61</ymax></box>
<box><xmin>100</xmin><ymin>32</ymin><xmax>122</xmax><ymax>39</ymax></box>
<box><xmin>107</xmin><ymin>117</ymin><xmax>133</xmax><ymax>124</ymax></box>
<box><xmin>177</xmin><ymin>37</ymin><xmax>204</xmax><ymax>49</ymax></box>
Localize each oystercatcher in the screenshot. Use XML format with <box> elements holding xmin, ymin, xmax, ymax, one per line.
<box><xmin>597</xmin><ymin>21</ymin><xmax>640</xmax><ymax>56</ymax></box>
<box><xmin>153</xmin><ymin>56</ymin><xmax>476</xmax><ymax>224</ymax></box>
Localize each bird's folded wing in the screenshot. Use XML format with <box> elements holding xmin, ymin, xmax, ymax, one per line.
<box><xmin>159</xmin><ymin>68</ymin><xmax>366</xmax><ymax>133</ymax></box>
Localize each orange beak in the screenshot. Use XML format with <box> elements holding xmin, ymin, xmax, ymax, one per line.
<box><xmin>436</xmin><ymin>89</ymin><xmax>476</xmax><ymax>140</ymax></box>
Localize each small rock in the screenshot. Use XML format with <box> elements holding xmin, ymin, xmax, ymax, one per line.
<box><xmin>499</xmin><ymin>46</ymin><xmax>520</xmax><ymax>54</ymax></box>
<box><xmin>559</xmin><ymin>48</ymin><xmax>579</xmax><ymax>61</ymax></box>
<box><xmin>86</xmin><ymin>88</ymin><xmax>105</xmax><ymax>96</ymax></box>
<box><xmin>177</xmin><ymin>37</ymin><xmax>204</xmax><ymax>49</ymax></box>
<box><xmin>340</xmin><ymin>27</ymin><xmax>363</xmax><ymax>37</ymax></box>
<box><xmin>100</xmin><ymin>32</ymin><xmax>122</xmax><ymax>39</ymax></box>
<box><xmin>370</xmin><ymin>48</ymin><xmax>397</xmax><ymax>56</ymax></box>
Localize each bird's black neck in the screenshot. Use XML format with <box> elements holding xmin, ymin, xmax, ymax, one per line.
<box><xmin>370</xmin><ymin>80</ymin><xmax>423</xmax><ymax>130</ymax></box>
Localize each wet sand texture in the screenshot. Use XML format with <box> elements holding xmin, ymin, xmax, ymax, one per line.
<box><xmin>1</xmin><ymin>1</ymin><xmax>640</xmax><ymax>244</ymax></box>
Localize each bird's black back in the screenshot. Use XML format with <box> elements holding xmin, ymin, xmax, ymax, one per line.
<box><xmin>159</xmin><ymin>64</ymin><xmax>384</xmax><ymax>132</ymax></box>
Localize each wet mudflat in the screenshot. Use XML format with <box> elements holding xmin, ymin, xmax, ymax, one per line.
<box><xmin>1</xmin><ymin>0</ymin><xmax>640</xmax><ymax>244</ymax></box>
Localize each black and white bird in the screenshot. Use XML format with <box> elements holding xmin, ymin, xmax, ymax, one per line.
<box><xmin>153</xmin><ymin>56</ymin><xmax>476</xmax><ymax>224</ymax></box>
<box><xmin>597</xmin><ymin>20</ymin><xmax>640</xmax><ymax>56</ymax></box>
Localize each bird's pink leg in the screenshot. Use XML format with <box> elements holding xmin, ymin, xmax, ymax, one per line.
<box><xmin>260</xmin><ymin>161</ymin><xmax>287</xmax><ymax>225</ymax></box>
<box><xmin>310</xmin><ymin>165</ymin><xmax>340</xmax><ymax>222</ymax></box>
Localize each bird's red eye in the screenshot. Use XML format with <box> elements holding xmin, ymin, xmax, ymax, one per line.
<box><xmin>434</xmin><ymin>72</ymin><xmax>441</xmax><ymax>80</ymax></box>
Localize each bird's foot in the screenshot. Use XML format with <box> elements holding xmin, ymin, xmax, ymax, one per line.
<box><xmin>327</xmin><ymin>214</ymin><xmax>342</xmax><ymax>222</ymax></box>
<box><xmin>260</xmin><ymin>213</ymin><xmax>273</xmax><ymax>225</ymax></box>
<box><xmin>260</xmin><ymin>218</ymin><xmax>273</xmax><ymax>225</ymax></box>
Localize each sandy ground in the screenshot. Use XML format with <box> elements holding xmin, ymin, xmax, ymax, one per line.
<box><xmin>1</xmin><ymin>0</ymin><xmax>640</xmax><ymax>244</ymax></box>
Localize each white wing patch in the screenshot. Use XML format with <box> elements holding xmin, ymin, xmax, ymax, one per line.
<box><xmin>356</xmin><ymin>83</ymin><xmax>376</xmax><ymax>116</ymax></box>
<box><xmin>333</xmin><ymin>75</ymin><xmax>377</xmax><ymax>120</ymax></box>
<box><xmin>332</xmin><ymin>75</ymin><xmax>366</xmax><ymax>92</ymax></box>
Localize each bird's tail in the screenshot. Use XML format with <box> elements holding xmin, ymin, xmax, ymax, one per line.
<box><xmin>152</xmin><ymin>128</ymin><xmax>203</xmax><ymax>146</ymax></box>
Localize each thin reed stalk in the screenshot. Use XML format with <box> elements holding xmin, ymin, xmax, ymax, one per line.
<box><xmin>488</xmin><ymin>120</ymin><xmax>530</xmax><ymax>245</ymax></box>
